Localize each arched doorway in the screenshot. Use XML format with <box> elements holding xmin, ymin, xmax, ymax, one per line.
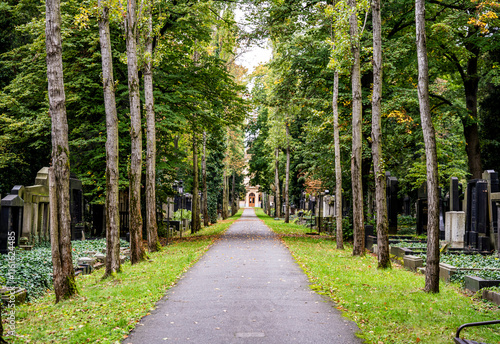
<box><xmin>249</xmin><ymin>192</ymin><xmax>256</xmax><ymax>207</ymax></box>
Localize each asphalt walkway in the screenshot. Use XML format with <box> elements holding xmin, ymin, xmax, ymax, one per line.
<box><xmin>123</xmin><ymin>208</ymin><xmax>363</xmax><ymax>344</ymax></box>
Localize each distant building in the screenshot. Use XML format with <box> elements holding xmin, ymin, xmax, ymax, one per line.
<box><xmin>243</xmin><ymin>149</ymin><xmax>262</xmax><ymax>208</ymax></box>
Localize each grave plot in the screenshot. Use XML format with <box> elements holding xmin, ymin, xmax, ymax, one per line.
<box><xmin>0</xmin><ymin>239</ymin><xmax>129</xmax><ymax>301</ymax></box>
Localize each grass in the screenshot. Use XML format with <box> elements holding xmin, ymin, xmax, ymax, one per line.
<box><xmin>255</xmin><ymin>208</ymin><xmax>500</xmax><ymax>344</ymax></box>
<box><xmin>8</xmin><ymin>210</ymin><xmax>243</xmax><ymax>344</ymax></box>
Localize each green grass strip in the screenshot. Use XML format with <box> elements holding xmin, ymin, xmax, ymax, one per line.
<box><xmin>256</xmin><ymin>208</ymin><xmax>500</xmax><ymax>344</ymax></box>
<box><xmin>9</xmin><ymin>210</ymin><xmax>243</xmax><ymax>344</ymax></box>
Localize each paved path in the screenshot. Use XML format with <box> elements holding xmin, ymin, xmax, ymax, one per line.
<box><xmin>124</xmin><ymin>208</ymin><xmax>363</xmax><ymax>344</ymax></box>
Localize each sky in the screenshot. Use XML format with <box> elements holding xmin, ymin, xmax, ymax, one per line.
<box><xmin>233</xmin><ymin>8</ymin><xmax>272</xmax><ymax>74</ymax></box>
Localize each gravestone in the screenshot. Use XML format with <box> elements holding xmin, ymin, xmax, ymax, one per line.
<box><xmin>416</xmin><ymin>183</ymin><xmax>428</xmax><ymax>235</ymax></box>
<box><xmin>69</xmin><ymin>174</ymin><xmax>84</xmax><ymax>240</ymax></box>
<box><xmin>403</xmin><ymin>195</ymin><xmax>411</xmax><ymax>216</ymax></box>
<box><xmin>22</xmin><ymin>167</ymin><xmax>49</xmax><ymax>243</ymax></box>
<box><xmin>483</xmin><ymin>170</ymin><xmax>499</xmax><ymax>250</ymax></box>
<box><xmin>386</xmin><ymin>173</ymin><xmax>399</xmax><ymax>234</ymax></box>
<box><xmin>450</xmin><ymin>177</ymin><xmax>460</xmax><ymax>211</ymax></box>
<box><xmin>0</xmin><ymin>186</ymin><xmax>25</xmax><ymax>253</ymax></box>
<box><xmin>465</xmin><ymin>179</ymin><xmax>490</xmax><ymax>251</ymax></box>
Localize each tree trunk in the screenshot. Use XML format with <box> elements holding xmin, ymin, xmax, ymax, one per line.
<box><xmin>202</xmin><ymin>131</ymin><xmax>209</xmax><ymax>226</ymax></box>
<box><xmin>463</xmin><ymin>50</ymin><xmax>482</xmax><ymax>179</ymax></box>
<box><xmin>372</xmin><ymin>0</ymin><xmax>390</xmax><ymax>269</ymax></box>
<box><xmin>144</xmin><ymin>3</ymin><xmax>159</xmax><ymax>252</ymax></box>
<box><xmin>349</xmin><ymin>0</ymin><xmax>365</xmax><ymax>256</ymax></box>
<box><xmin>98</xmin><ymin>0</ymin><xmax>121</xmax><ymax>275</ymax></box>
<box><xmin>416</xmin><ymin>0</ymin><xmax>440</xmax><ymax>293</ymax></box>
<box><xmin>284</xmin><ymin>123</ymin><xmax>290</xmax><ymax>223</ymax></box>
<box><xmin>333</xmin><ymin>71</ymin><xmax>344</xmax><ymax>249</ymax></box>
<box><xmin>126</xmin><ymin>0</ymin><xmax>145</xmax><ymax>264</ymax></box>
<box><xmin>192</xmin><ymin>131</ymin><xmax>200</xmax><ymax>233</ymax></box>
<box><xmin>275</xmin><ymin>147</ymin><xmax>281</xmax><ymax>218</ymax></box>
<box><xmin>231</xmin><ymin>172</ymin><xmax>236</xmax><ymax>215</ymax></box>
<box><xmin>222</xmin><ymin>168</ymin><xmax>228</xmax><ymax>219</ymax></box>
<box><xmin>45</xmin><ymin>0</ymin><xmax>77</xmax><ymax>303</ymax></box>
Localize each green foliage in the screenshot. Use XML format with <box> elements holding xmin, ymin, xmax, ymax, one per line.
<box><xmin>0</xmin><ymin>239</ymin><xmax>129</xmax><ymax>300</ymax></box>
<box><xmin>172</xmin><ymin>209</ymin><xmax>192</xmax><ymax>221</ymax></box>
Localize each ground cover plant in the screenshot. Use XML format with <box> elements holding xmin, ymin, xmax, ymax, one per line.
<box><xmin>0</xmin><ymin>239</ymin><xmax>129</xmax><ymax>300</ymax></box>
<box><xmin>7</xmin><ymin>210</ymin><xmax>242</xmax><ymax>343</ymax></box>
<box><xmin>256</xmin><ymin>208</ymin><xmax>500</xmax><ymax>344</ymax></box>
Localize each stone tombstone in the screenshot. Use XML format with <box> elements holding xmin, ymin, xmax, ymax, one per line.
<box><xmin>465</xmin><ymin>179</ymin><xmax>490</xmax><ymax>251</ymax></box>
<box><xmin>0</xmin><ymin>186</ymin><xmax>25</xmax><ymax>253</ymax></box>
<box><xmin>69</xmin><ymin>174</ymin><xmax>84</xmax><ymax>240</ymax></box>
<box><xmin>403</xmin><ymin>195</ymin><xmax>411</xmax><ymax>216</ymax></box>
<box><xmin>323</xmin><ymin>195</ymin><xmax>336</xmax><ymax>217</ymax></box>
<box><xmin>22</xmin><ymin>167</ymin><xmax>50</xmax><ymax>243</ymax></box>
<box><xmin>450</xmin><ymin>177</ymin><xmax>460</xmax><ymax>212</ymax></box>
<box><xmin>416</xmin><ymin>183</ymin><xmax>428</xmax><ymax>235</ymax></box>
<box><xmin>483</xmin><ymin>170</ymin><xmax>499</xmax><ymax>236</ymax></box>
<box><xmin>386</xmin><ymin>173</ymin><xmax>399</xmax><ymax>234</ymax></box>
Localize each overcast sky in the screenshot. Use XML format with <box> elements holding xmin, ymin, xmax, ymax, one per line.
<box><xmin>234</xmin><ymin>8</ymin><xmax>272</xmax><ymax>74</ymax></box>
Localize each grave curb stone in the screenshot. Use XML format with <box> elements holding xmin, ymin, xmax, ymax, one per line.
<box><xmin>439</xmin><ymin>262</ymin><xmax>457</xmax><ymax>283</ymax></box>
<box><xmin>403</xmin><ymin>255</ymin><xmax>424</xmax><ymax>271</ymax></box>
<box><xmin>464</xmin><ymin>275</ymin><xmax>500</xmax><ymax>293</ymax></box>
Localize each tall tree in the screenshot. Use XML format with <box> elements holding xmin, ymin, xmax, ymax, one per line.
<box><xmin>192</xmin><ymin>130</ymin><xmax>200</xmax><ymax>233</ymax></box>
<box><xmin>284</xmin><ymin>121</ymin><xmax>290</xmax><ymax>223</ymax></box>
<box><xmin>349</xmin><ymin>0</ymin><xmax>364</xmax><ymax>256</ymax></box>
<box><xmin>222</xmin><ymin>168</ymin><xmax>228</xmax><ymax>219</ymax></box>
<box><xmin>202</xmin><ymin>131</ymin><xmax>209</xmax><ymax>226</ymax></box>
<box><xmin>144</xmin><ymin>1</ymin><xmax>160</xmax><ymax>252</ymax></box>
<box><xmin>416</xmin><ymin>0</ymin><xmax>440</xmax><ymax>293</ymax></box>
<box><xmin>98</xmin><ymin>0</ymin><xmax>121</xmax><ymax>275</ymax></box>
<box><xmin>274</xmin><ymin>147</ymin><xmax>281</xmax><ymax>218</ymax></box>
<box><xmin>371</xmin><ymin>0</ymin><xmax>390</xmax><ymax>268</ymax></box>
<box><xmin>46</xmin><ymin>0</ymin><xmax>77</xmax><ymax>302</ymax></box>
<box><xmin>126</xmin><ymin>0</ymin><xmax>145</xmax><ymax>264</ymax></box>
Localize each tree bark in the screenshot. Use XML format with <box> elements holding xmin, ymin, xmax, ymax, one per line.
<box><xmin>98</xmin><ymin>0</ymin><xmax>121</xmax><ymax>275</ymax></box>
<box><xmin>46</xmin><ymin>0</ymin><xmax>77</xmax><ymax>303</ymax></box>
<box><xmin>284</xmin><ymin>123</ymin><xmax>290</xmax><ymax>223</ymax></box>
<box><xmin>349</xmin><ymin>0</ymin><xmax>365</xmax><ymax>256</ymax></box>
<box><xmin>463</xmin><ymin>49</ymin><xmax>482</xmax><ymax>178</ymax></box>
<box><xmin>126</xmin><ymin>0</ymin><xmax>145</xmax><ymax>264</ymax></box>
<box><xmin>231</xmin><ymin>171</ymin><xmax>237</xmax><ymax>216</ymax></box>
<box><xmin>222</xmin><ymin>168</ymin><xmax>228</xmax><ymax>219</ymax></box>
<box><xmin>192</xmin><ymin>131</ymin><xmax>200</xmax><ymax>233</ymax></box>
<box><xmin>371</xmin><ymin>0</ymin><xmax>390</xmax><ymax>269</ymax></box>
<box><xmin>144</xmin><ymin>3</ymin><xmax>159</xmax><ymax>252</ymax></box>
<box><xmin>275</xmin><ymin>147</ymin><xmax>281</xmax><ymax>218</ymax></box>
<box><xmin>202</xmin><ymin>131</ymin><xmax>209</xmax><ymax>226</ymax></box>
<box><xmin>333</xmin><ymin>71</ymin><xmax>344</xmax><ymax>250</ymax></box>
<box><xmin>416</xmin><ymin>0</ymin><xmax>440</xmax><ymax>293</ymax></box>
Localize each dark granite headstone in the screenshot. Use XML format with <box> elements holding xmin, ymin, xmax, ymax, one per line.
<box><xmin>450</xmin><ymin>177</ymin><xmax>459</xmax><ymax>211</ymax></box>
<box><xmin>416</xmin><ymin>183</ymin><xmax>428</xmax><ymax>235</ymax></box>
<box><xmin>403</xmin><ymin>195</ymin><xmax>411</xmax><ymax>216</ymax></box>
<box><xmin>386</xmin><ymin>175</ymin><xmax>399</xmax><ymax>234</ymax></box>
<box><xmin>0</xmin><ymin>186</ymin><xmax>24</xmax><ymax>253</ymax></box>
<box><xmin>465</xmin><ymin>179</ymin><xmax>489</xmax><ymax>250</ymax></box>
<box><xmin>70</xmin><ymin>175</ymin><xmax>84</xmax><ymax>240</ymax></box>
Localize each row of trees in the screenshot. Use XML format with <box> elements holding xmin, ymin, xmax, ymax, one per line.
<box><xmin>1</xmin><ymin>0</ymin><xmax>249</xmax><ymax>308</ymax></box>
<box><xmin>245</xmin><ymin>0</ymin><xmax>500</xmax><ymax>293</ymax></box>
